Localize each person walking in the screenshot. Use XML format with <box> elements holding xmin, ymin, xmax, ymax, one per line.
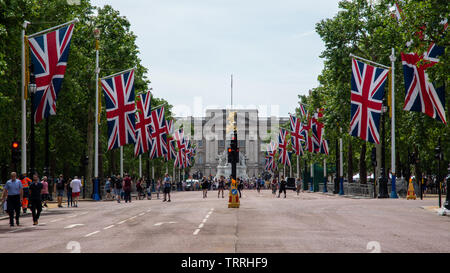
<box><xmin>70</xmin><ymin>176</ymin><xmax>82</xmax><ymax>207</ymax></box>
<box><xmin>218</xmin><ymin>176</ymin><xmax>225</xmax><ymax>198</ymax></box>
<box><xmin>29</xmin><ymin>174</ymin><xmax>43</xmax><ymax>225</ymax></box>
<box><xmin>201</xmin><ymin>176</ymin><xmax>209</xmax><ymax>199</ymax></box>
<box><xmin>54</xmin><ymin>174</ymin><xmax>65</xmax><ymax>208</ymax></box>
<box><xmin>278</xmin><ymin>175</ymin><xmax>287</xmax><ymax>198</ymax></box>
<box><xmin>237</xmin><ymin>178</ymin><xmax>242</xmax><ymax>198</ymax></box>
<box><xmin>66</xmin><ymin>178</ymin><xmax>73</xmax><ymax>207</ymax></box>
<box><xmin>114</xmin><ymin>175</ymin><xmax>122</xmax><ymax>203</ymax></box>
<box><xmin>123</xmin><ymin>174</ymin><xmax>132</xmax><ymax>203</ymax></box>
<box><xmin>156</xmin><ymin>178</ymin><xmax>161</xmax><ymax>199</ymax></box>
<box><xmin>41</xmin><ymin>176</ymin><xmax>50</xmax><ymax>208</ymax></box>
<box><xmin>19</xmin><ymin>174</ymin><xmax>30</xmax><ymax>214</ymax></box>
<box><xmin>296</xmin><ymin>177</ymin><xmax>302</xmax><ymax>196</ymax></box>
<box><xmin>1</xmin><ymin>172</ymin><xmax>23</xmax><ymax>227</ymax></box>
<box><xmin>271</xmin><ymin>177</ymin><xmax>278</xmax><ymax>196</ymax></box>
<box><xmin>163</xmin><ymin>173</ymin><xmax>171</xmax><ymax>202</ymax></box>
<box><xmin>104</xmin><ymin>177</ymin><xmax>112</xmax><ymax>200</ymax></box>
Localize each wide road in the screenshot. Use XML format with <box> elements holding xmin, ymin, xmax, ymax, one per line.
<box><xmin>1</xmin><ymin>190</ymin><xmax>449</xmax><ymax>253</ymax></box>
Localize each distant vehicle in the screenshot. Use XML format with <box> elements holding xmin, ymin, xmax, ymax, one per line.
<box><xmin>185</xmin><ymin>179</ymin><xmax>198</xmax><ymax>191</ymax></box>
<box><xmin>286</xmin><ymin>177</ymin><xmax>296</xmax><ymax>191</ymax></box>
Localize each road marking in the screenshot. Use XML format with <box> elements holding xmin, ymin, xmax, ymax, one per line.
<box><xmin>64</xmin><ymin>224</ymin><xmax>85</xmax><ymax>229</ymax></box>
<box><xmin>79</xmin><ymin>212</ymin><xmax>88</xmax><ymax>216</ymax></box>
<box><xmin>103</xmin><ymin>225</ymin><xmax>115</xmax><ymax>230</ymax></box>
<box><xmin>128</xmin><ymin>216</ymin><xmax>137</xmax><ymax>220</ymax></box>
<box><xmin>205</xmin><ymin>214</ymin><xmax>210</xmax><ymax>219</ymax></box>
<box><xmin>67</xmin><ymin>214</ymin><xmax>78</xmax><ymax>218</ymax></box>
<box><xmin>192</xmin><ymin>209</ymin><xmax>214</xmax><ymax>236</ymax></box>
<box><xmin>147</xmin><ymin>209</ymin><xmax>151</xmax><ymax>212</ymax></box>
<box><xmin>154</xmin><ymin>222</ymin><xmax>163</xmax><ymax>226</ymax></box>
<box><xmin>198</xmin><ymin>223</ymin><xmax>204</xmax><ymax>228</ymax></box>
<box><xmin>154</xmin><ymin>222</ymin><xmax>177</xmax><ymax>226</ymax></box>
<box><xmin>193</xmin><ymin>229</ymin><xmax>200</xmax><ymax>235</ymax></box>
<box><xmin>202</xmin><ymin>218</ymin><xmax>208</xmax><ymax>223</ymax></box>
<box><xmin>117</xmin><ymin>220</ymin><xmax>127</xmax><ymax>225</ymax></box>
<box><xmin>50</xmin><ymin>218</ymin><xmax>62</xmax><ymax>223</ymax></box>
<box><xmin>84</xmin><ymin>231</ymin><xmax>100</xmax><ymax>237</ymax></box>
<box><xmin>138</xmin><ymin>213</ymin><xmax>145</xmax><ymax>216</ymax></box>
<box><xmin>8</xmin><ymin>228</ymin><xmax>27</xmax><ymax>233</ymax></box>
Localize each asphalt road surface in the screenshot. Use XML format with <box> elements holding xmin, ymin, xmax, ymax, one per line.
<box><xmin>1</xmin><ymin>190</ymin><xmax>449</xmax><ymax>253</ymax></box>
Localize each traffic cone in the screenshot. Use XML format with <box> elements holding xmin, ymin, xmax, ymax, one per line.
<box><xmin>406</xmin><ymin>177</ymin><xmax>416</xmax><ymax>200</ymax></box>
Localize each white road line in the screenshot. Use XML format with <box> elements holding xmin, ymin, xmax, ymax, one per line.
<box><xmin>117</xmin><ymin>220</ymin><xmax>127</xmax><ymax>225</ymax></box>
<box><xmin>202</xmin><ymin>218</ymin><xmax>208</xmax><ymax>223</ymax></box>
<box><xmin>8</xmin><ymin>228</ymin><xmax>27</xmax><ymax>233</ymax></box>
<box><xmin>205</xmin><ymin>214</ymin><xmax>210</xmax><ymax>219</ymax></box>
<box><xmin>84</xmin><ymin>231</ymin><xmax>100</xmax><ymax>237</ymax></box>
<box><xmin>64</xmin><ymin>224</ymin><xmax>85</xmax><ymax>229</ymax></box>
<box><xmin>128</xmin><ymin>216</ymin><xmax>137</xmax><ymax>220</ymax></box>
<box><xmin>198</xmin><ymin>223</ymin><xmax>204</xmax><ymax>228</ymax></box>
<box><xmin>67</xmin><ymin>214</ymin><xmax>78</xmax><ymax>218</ymax></box>
<box><xmin>138</xmin><ymin>213</ymin><xmax>145</xmax><ymax>216</ymax></box>
<box><xmin>147</xmin><ymin>209</ymin><xmax>151</xmax><ymax>212</ymax></box>
<box><xmin>79</xmin><ymin>212</ymin><xmax>88</xmax><ymax>216</ymax></box>
<box><xmin>193</xmin><ymin>229</ymin><xmax>200</xmax><ymax>235</ymax></box>
<box><xmin>50</xmin><ymin>218</ymin><xmax>62</xmax><ymax>223</ymax></box>
<box><xmin>103</xmin><ymin>225</ymin><xmax>115</xmax><ymax>230</ymax></box>
<box><xmin>154</xmin><ymin>222</ymin><xmax>163</xmax><ymax>226</ymax></box>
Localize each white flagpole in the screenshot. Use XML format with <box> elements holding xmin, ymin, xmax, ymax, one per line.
<box><xmin>21</xmin><ymin>21</ymin><xmax>30</xmax><ymax>175</ymax></box>
<box><xmin>120</xmin><ymin>146</ymin><xmax>123</xmax><ymax>177</ymax></box>
<box><xmin>94</xmin><ymin>32</ymin><xmax>99</xmax><ymax>179</ymax></box>
<box><xmin>296</xmin><ymin>156</ymin><xmax>299</xmax><ymax>178</ymax></box>
<box><xmin>139</xmin><ymin>154</ymin><xmax>142</xmax><ymax>178</ymax></box>
<box><xmin>390</xmin><ymin>48</ymin><xmax>398</xmax><ymax>198</ymax></box>
<box><xmin>339</xmin><ymin>128</ymin><xmax>344</xmax><ymax>195</ymax></box>
<box><xmin>27</xmin><ymin>18</ymin><xmax>79</xmax><ymax>38</ymax></box>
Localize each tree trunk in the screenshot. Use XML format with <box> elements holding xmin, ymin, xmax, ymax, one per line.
<box><xmin>347</xmin><ymin>138</ymin><xmax>353</xmax><ymax>183</ymax></box>
<box><xmin>359</xmin><ymin>142</ymin><xmax>367</xmax><ymax>184</ymax></box>
<box><xmin>86</xmin><ymin>103</ymin><xmax>95</xmax><ymax>196</ymax></box>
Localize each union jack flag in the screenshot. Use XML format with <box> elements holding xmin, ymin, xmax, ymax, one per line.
<box><xmin>289</xmin><ymin>115</ymin><xmax>305</xmax><ymax>156</ymax></box>
<box><xmin>301</xmin><ymin>113</ymin><xmax>314</xmax><ymax>153</ymax></box>
<box><xmin>320</xmin><ymin>139</ymin><xmax>329</xmax><ymax>155</ymax></box>
<box><xmin>28</xmin><ymin>23</ymin><xmax>75</xmax><ymax>124</ymax></box>
<box><xmin>264</xmin><ymin>142</ymin><xmax>277</xmax><ymax>171</ymax></box>
<box><xmin>101</xmin><ymin>69</ymin><xmax>136</xmax><ymax>150</ymax></box>
<box><xmin>350</xmin><ymin>59</ymin><xmax>389</xmax><ymax>144</ymax></box>
<box><xmin>164</xmin><ymin>119</ymin><xmax>177</xmax><ymax>161</ymax></box>
<box><xmin>277</xmin><ymin>129</ymin><xmax>291</xmax><ymax>166</ymax></box>
<box><xmin>134</xmin><ymin>92</ymin><xmax>152</xmax><ymax>156</ymax></box>
<box><xmin>149</xmin><ymin>106</ymin><xmax>168</xmax><ymax>159</ymax></box>
<box><xmin>174</xmin><ymin>129</ymin><xmax>186</xmax><ymax>168</ymax></box>
<box><xmin>299</xmin><ymin>103</ymin><xmax>307</xmax><ymax>117</ymax></box>
<box><xmin>184</xmin><ymin>138</ymin><xmax>192</xmax><ymax>167</ymax></box>
<box><xmin>312</xmin><ymin>108</ymin><xmax>324</xmax><ymax>153</ymax></box>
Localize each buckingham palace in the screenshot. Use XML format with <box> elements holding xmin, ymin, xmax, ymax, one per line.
<box><xmin>175</xmin><ymin>109</ymin><xmax>289</xmax><ymax>178</ymax></box>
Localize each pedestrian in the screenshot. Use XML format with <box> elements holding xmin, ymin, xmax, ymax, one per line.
<box><xmin>278</xmin><ymin>175</ymin><xmax>287</xmax><ymax>198</ymax></box>
<box><xmin>218</xmin><ymin>176</ymin><xmax>225</xmax><ymax>198</ymax></box>
<box><xmin>202</xmin><ymin>176</ymin><xmax>209</xmax><ymax>199</ymax></box>
<box><xmin>1</xmin><ymin>172</ymin><xmax>23</xmax><ymax>227</ymax></box>
<box><xmin>237</xmin><ymin>178</ymin><xmax>242</xmax><ymax>198</ymax></box>
<box><xmin>257</xmin><ymin>176</ymin><xmax>262</xmax><ymax>194</ymax></box>
<box><xmin>271</xmin><ymin>177</ymin><xmax>278</xmax><ymax>196</ymax></box>
<box><xmin>29</xmin><ymin>174</ymin><xmax>43</xmax><ymax>225</ymax></box>
<box><xmin>54</xmin><ymin>174</ymin><xmax>65</xmax><ymax>208</ymax></box>
<box><xmin>156</xmin><ymin>179</ymin><xmax>161</xmax><ymax>199</ymax></box>
<box><xmin>123</xmin><ymin>174</ymin><xmax>132</xmax><ymax>203</ymax></box>
<box><xmin>296</xmin><ymin>177</ymin><xmax>302</xmax><ymax>196</ymax></box>
<box><xmin>104</xmin><ymin>177</ymin><xmax>112</xmax><ymax>200</ymax></box>
<box><xmin>41</xmin><ymin>176</ymin><xmax>49</xmax><ymax>208</ymax></box>
<box><xmin>70</xmin><ymin>176</ymin><xmax>82</xmax><ymax>207</ymax></box>
<box><xmin>19</xmin><ymin>174</ymin><xmax>30</xmax><ymax>214</ymax></box>
<box><xmin>163</xmin><ymin>173</ymin><xmax>171</xmax><ymax>202</ymax></box>
<box><xmin>114</xmin><ymin>175</ymin><xmax>122</xmax><ymax>203</ymax></box>
<box><xmin>66</xmin><ymin>178</ymin><xmax>73</xmax><ymax>207</ymax></box>
<box><xmin>146</xmin><ymin>178</ymin><xmax>152</xmax><ymax>200</ymax></box>
<box><xmin>117</xmin><ymin>176</ymin><xmax>125</xmax><ymax>200</ymax></box>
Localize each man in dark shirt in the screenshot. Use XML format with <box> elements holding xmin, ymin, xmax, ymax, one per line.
<box><xmin>123</xmin><ymin>174</ymin><xmax>132</xmax><ymax>203</ymax></box>
<box><xmin>54</xmin><ymin>174</ymin><xmax>65</xmax><ymax>208</ymax></box>
<box><xmin>278</xmin><ymin>176</ymin><xmax>287</xmax><ymax>198</ymax></box>
<box><xmin>29</xmin><ymin>174</ymin><xmax>43</xmax><ymax>225</ymax></box>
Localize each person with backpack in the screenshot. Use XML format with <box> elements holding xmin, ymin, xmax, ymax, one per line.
<box><xmin>114</xmin><ymin>175</ymin><xmax>123</xmax><ymax>203</ymax></box>
<box><xmin>163</xmin><ymin>173</ymin><xmax>171</xmax><ymax>202</ymax></box>
<box><xmin>201</xmin><ymin>176</ymin><xmax>209</xmax><ymax>199</ymax></box>
<box><xmin>54</xmin><ymin>174</ymin><xmax>65</xmax><ymax>208</ymax></box>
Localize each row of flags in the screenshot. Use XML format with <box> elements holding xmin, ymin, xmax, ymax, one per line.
<box><xmin>101</xmin><ymin>69</ymin><xmax>196</xmax><ymax>168</ymax></box>
<box><xmin>350</xmin><ymin>1</ymin><xmax>447</xmax><ymax>144</ymax></box>
<box><xmin>264</xmin><ymin>106</ymin><xmax>329</xmax><ymax>172</ymax></box>
<box><xmin>26</xmin><ymin>20</ymin><xmax>195</xmax><ymax>169</ymax></box>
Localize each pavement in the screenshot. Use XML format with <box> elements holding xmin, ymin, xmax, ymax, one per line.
<box><xmin>0</xmin><ymin>190</ymin><xmax>449</xmax><ymax>253</ymax></box>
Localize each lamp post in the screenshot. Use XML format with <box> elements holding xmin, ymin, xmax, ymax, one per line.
<box><xmin>28</xmin><ymin>65</ymin><xmax>37</xmax><ymax>177</ymax></box>
<box><xmin>435</xmin><ymin>137</ymin><xmax>442</xmax><ymax>208</ymax></box>
<box><xmin>93</xmin><ymin>27</ymin><xmax>100</xmax><ymax>201</ymax></box>
<box><xmin>378</xmin><ymin>102</ymin><xmax>389</xmax><ymax>198</ymax></box>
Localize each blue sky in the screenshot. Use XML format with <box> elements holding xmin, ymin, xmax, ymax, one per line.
<box><xmin>90</xmin><ymin>0</ymin><xmax>342</xmax><ymax>117</ymax></box>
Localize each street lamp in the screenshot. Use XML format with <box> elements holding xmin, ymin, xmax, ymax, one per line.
<box><xmin>378</xmin><ymin>102</ymin><xmax>389</xmax><ymax>198</ymax></box>
<box><xmin>435</xmin><ymin>137</ymin><xmax>443</xmax><ymax>208</ymax></box>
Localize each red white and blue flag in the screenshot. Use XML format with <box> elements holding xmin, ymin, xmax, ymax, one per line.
<box><xmin>277</xmin><ymin>128</ymin><xmax>291</xmax><ymax>166</ymax></box>
<box><xmin>312</xmin><ymin>108</ymin><xmax>324</xmax><ymax>153</ymax></box>
<box><xmin>134</xmin><ymin>92</ymin><xmax>152</xmax><ymax>156</ymax></box>
<box><xmin>301</xmin><ymin>113</ymin><xmax>314</xmax><ymax>153</ymax></box>
<box><xmin>264</xmin><ymin>142</ymin><xmax>277</xmax><ymax>171</ymax></box>
<box><xmin>320</xmin><ymin>139</ymin><xmax>329</xmax><ymax>155</ymax></box>
<box><xmin>28</xmin><ymin>23</ymin><xmax>75</xmax><ymax>124</ymax></box>
<box><xmin>164</xmin><ymin>119</ymin><xmax>177</xmax><ymax>161</ymax></box>
<box><xmin>299</xmin><ymin>103</ymin><xmax>307</xmax><ymax>117</ymax></box>
<box><xmin>101</xmin><ymin>69</ymin><xmax>136</xmax><ymax>150</ymax></box>
<box><xmin>350</xmin><ymin>59</ymin><xmax>389</xmax><ymax>144</ymax></box>
<box><xmin>174</xmin><ymin>129</ymin><xmax>186</xmax><ymax>168</ymax></box>
<box><xmin>289</xmin><ymin>115</ymin><xmax>305</xmax><ymax>156</ymax></box>
<box><xmin>149</xmin><ymin>106</ymin><xmax>168</xmax><ymax>159</ymax></box>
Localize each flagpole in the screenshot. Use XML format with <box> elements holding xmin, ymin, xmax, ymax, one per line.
<box><xmin>310</xmin><ymin>163</ymin><xmax>314</xmax><ymax>192</ymax></box>
<box><xmin>101</xmin><ymin>67</ymin><xmax>135</xmax><ymax>80</ymax></box>
<box><xmin>323</xmin><ymin>158</ymin><xmax>328</xmax><ymax>193</ymax></box>
<box><xmin>139</xmin><ymin>154</ymin><xmax>142</xmax><ymax>178</ymax></box>
<box><xmin>339</xmin><ymin>127</ymin><xmax>344</xmax><ymax>195</ymax></box>
<box><xmin>27</xmin><ymin>18</ymin><xmax>79</xmax><ymax>38</ymax></box>
<box><xmin>120</xmin><ymin>146</ymin><xmax>123</xmax><ymax>177</ymax></box>
<box><xmin>21</xmin><ymin>21</ymin><xmax>30</xmax><ymax>175</ymax></box>
<box><xmin>94</xmin><ymin>29</ymin><xmax>99</xmax><ymax>180</ymax></box>
<box><xmin>296</xmin><ymin>156</ymin><xmax>299</xmax><ymax>178</ymax></box>
<box><xmin>390</xmin><ymin>48</ymin><xmax>398</xmax><ymax>198</ymax></box>
<box><xmin>349</xmin><ymin>53</ymin><xmax>390</xmax><ymax>69</ymax></box>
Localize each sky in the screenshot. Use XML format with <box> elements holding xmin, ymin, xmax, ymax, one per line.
<box><xmin>90</xmin><ymin>0</ymin><xmax>342</xmax><ymax>117</ymax></box>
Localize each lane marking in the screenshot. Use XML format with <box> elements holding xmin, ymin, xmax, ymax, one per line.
<box><xmin>147</xmin><ymin>209</ymin><xmax>151</xmax><ymax>212</ymax></box>
<box><xmin>79</xmin><ymin>212</ymin><xmax>89</xmax><ymax>216</ymax></box>
<box><xmin>50</xmin><ymin>218</ymin><xmax>63</xmax><ymax>223</ymax></box>
<box><xmin>138</xmin><ymin>213</ymin><xmax>145</xmax><ymax>216</ymax></box>
<box><xmin>64</xmin><ymin>224</ymin><xmax>85</xmax><ymax>229</ymax></box>
<box><xmin>104</xmin><ymin>225</ymin><xmax>115</xmax><ymax>230</ymax></box>
<box><xmin>205</xmin><ymin>214</ymin><xmax>210</xmax><ymax>219</ymax></box>
<box><xmin>202</xmin><ymin>218</ymin><xmax>208</xmax><ymax>223</ymax></box>
<box><xmin>117</xmin><ymin>220</ymin><xmax>127</xmax><ymax>225</ymax></box>
<box><xmin>193</xmin><ymin>229</ymin><xmax>200</xmax><ymax>235</ymax></box>
<box><xmin>67</xmin><ymin>214</ymin><xmax>78</xmax><ymax>218</ymax></box>
<box><xmin>128</xmin><ymin>216</ymin><xmax>137</xmax><ymax>220</ymax></box>
<box><xmin>154</xmin><ymin>222</ymin><xmax>163</xmax><ymax>226</ymax></box>
<box><xmin>84</xmin><ymin>231</ymin><xmax>100</xmax><ymax>237</ymax></box>
<box><xmin>198</xmin><ymin>223</ymin><xmax>204</xmax><ymax>228</ymax></box>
